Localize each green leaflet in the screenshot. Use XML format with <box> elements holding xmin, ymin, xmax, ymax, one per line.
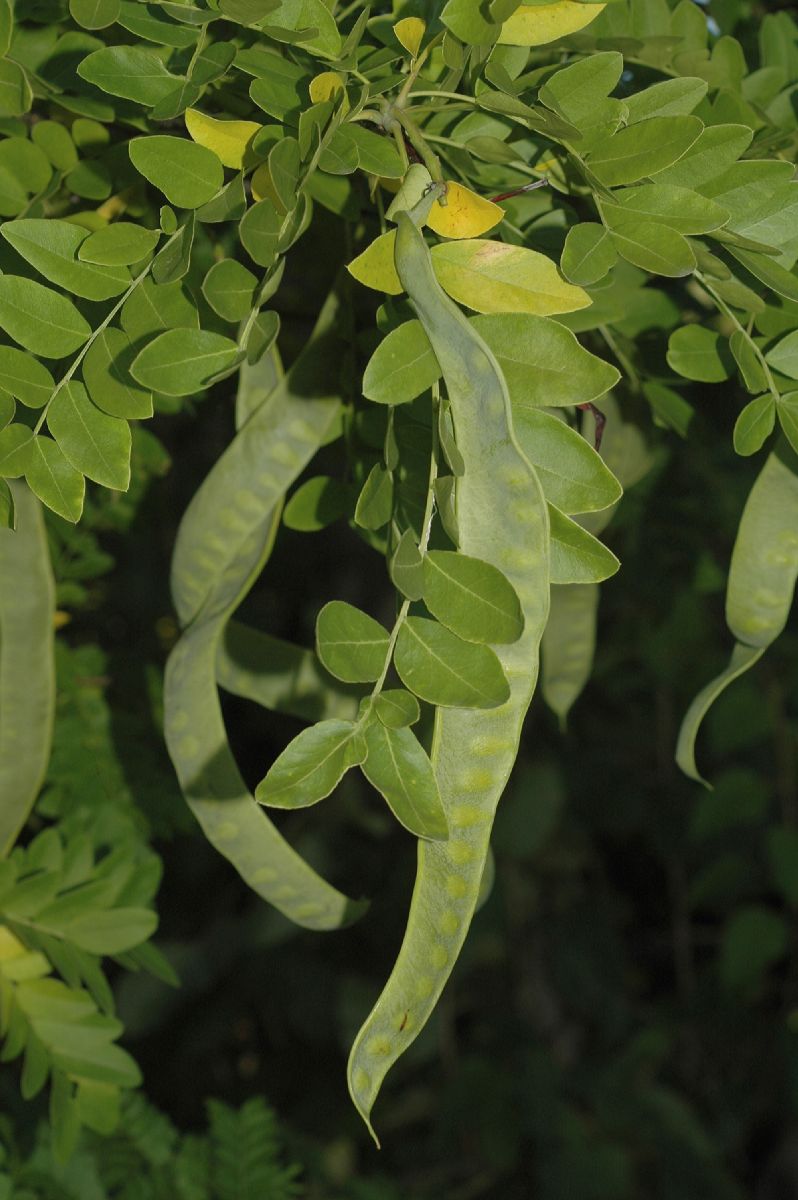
<box><xmin>394</xmin><ymin>616</ymin><xmax>510</xmax><ymax>708</ymax></box>
<box><xmin>677</xmin><ymin>451</ymin><xmax>798</xmax><ymax>784</ymax></box>
<box><xmin>512</xmin><ymin>408</ymin><xmax>622</xmax><ymax>514</ymax></box>
<box><xmin>472</xmin><ymin>313</ymin><xmax>620</xmax><ymax>408</ymax></box>
<box><xmin>0</xmin><ymin>348</ymin><xmax>53</xmax><ymax>409</ymax></box>
<box><xmin>667</xmin><ymin>326</ymin><xmax>734</xmax><ymax>382</ymax></box>
<box><xmin>283</xmin><ymin>475</ymin><xmax>349</xmax><ymax>531</ymax></box>
<box><xmin>347</xmin><ymin>204</ymin><xmax>550</xmax><ymax>1142</ymax></box>
<box><xmin>560</xmin><ymin>223</ymin><xmax>618</xmax><ymax>286</ymax></box>
<box><xmin>202</xmin><ymin>259</ymin><xmax>258</xmax><ymax>322</ymax></box>
<box><xmin>78</xmin><ymin>223</ymin><xmax>160</xmax><ymax>267</ymax></box>
<box><xmin>255</xmin><ymin>719</ymin><xmax>365</xmax><ymax>809</ymax></box>
<box><xmin>47</xmin><ymin>382</ymin><xmax>131</xmax><ymax>491</ymax></box>
<box><xmin>1</xmin><ymin>220</ymin><xmax>131</xmax><ymax>300</ymax></box>
<box><xmin>315</xmin><ymin>600</ymin><xmax>390</xmax><ymax>683</ymax></box>
<box><xmin>129</xmin><ymin>136</ymin><xmax>223</xmax><ymax>209</ymax></box>
<box><xmin>78</xmin><ymin>46</ymin><xmax>184</xmax><ymax>105</ymax></box>
<box><xmin>362</xmin><ymin>319</ymin><xmax>440</xmax><ymax>407</ymax></box>
<box><xmin>734</xmin><ymin>395</ymin><xmax>775</xmax><ymax>457</ymax></box>
<box><xmin>130</xmin><ymin>329</ymin><xmax>240</xmax><ymax>395</ymax></box>
<box><xmin>216</xmin><ymin>620</ymin><xmax>360</xmax><ymax>722</ymax></box>
<box><xmin>360</xmin><ymin>721</ymin><xmax>447</xmax><ymax>841</ymax></box>
<box><xmin>548</xmin><ymin>504</ymin><xmax>620</xmax><ymax>584</ymax></box>
<box><xmin>0</xmin><ymin>277</ymin><xmax>90</xmax><ymax>358</ymax></box>
<box><xmin>374</xmin><ymin>689</ymin><xmax>419</xmax><ymax>729</ymax></box>
<box><xmin>24</xmin><ymin>437</ymin><xmax>85</xmax><ymax>524</ymax></box>
<box><xmin>0</xmin><ymin>481</ymin><xmax>55</xmax><ymax>854</ymax></box>
<box><xmin>164</xmin><ymin>292</ymin><xmax>366</xmax><ymax>929</ymax></box>
<box><xmin>82</xmin><ymin>328</ymin><xmax>153</xmax><ymax>420</ymax></box>
<box><xmin>421</xmin><ymin>550</ymin><xmax>524</xmax><ymax>644</ymax></box>
<box><xmin>585</xmin><ymin>116</ymin><xmax>703</xmax><ymax>187</ymax></box>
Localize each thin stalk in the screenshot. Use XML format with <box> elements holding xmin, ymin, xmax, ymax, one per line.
<box><xmin>696</xmin><ymin>270</ymin><xmax>781</xmax><ymax>403</ymax></box>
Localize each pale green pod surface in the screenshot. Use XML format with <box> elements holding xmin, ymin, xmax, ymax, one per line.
<box><xmin>347</xmin><ymin>210</ymin><xmax>550</xmax><ymax>1141</ymax></box>
<box><xmin>0</xmin><ymin>480</ymin><xmax>55</xmax><ymax>855</ymax></box>
<box><xmin>725</xmin><ymin>451</ymin><xmax>798</xmax><ymax>648</ymax></box>
<box><xmin>171</xmin><ymin>293</ymin><xmax>342</xmax><ymax>627</ymax></box>
<box><xmin>676</xmin><ymin>449</ymin><xmax>798</xmax><ymax>784</ymax></box>
<box><xmin>676</xmin><ymin>642</ymin><xmax>764</xmax><ymax>785</ymax></box>
<box><xmin>165</xmin><ymin>289</ymin><xmax>365</xmax><ymax>930</ymax></box>
<box><xmin>541</xmin><ymin>583</ymin><xmax>599</xmax><ymax>729</ymax></box>
<box><xmin>216</xmin><ymin>620</ymin><xmax>360</xmax><ymax>722</ymax></box>
<box><xmin>165</xmin><ymin>508</ymin><xmax>365</xmax><ymax>929</ymax></box>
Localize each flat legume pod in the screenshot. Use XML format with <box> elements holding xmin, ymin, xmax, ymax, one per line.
<box><xmin>347</xmin><ymin>208</ymin><xmax>550</xmax><ymax>1139</ymax></box>
<box><xmin>0</xmin><ymin>481</ymin><xmax>55</xmax><ymax>855</ymax></box>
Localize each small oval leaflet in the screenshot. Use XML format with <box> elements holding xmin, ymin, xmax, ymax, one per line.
<box><xmin>362</xmin><ymin>319</ymin><xmax>440</xmax><ymax>407</ymax></box>
<box><xmin>316</xmin><ymin>600</ymin><xmax>390</xmax><ymax>684</ymax></box>
<box><xmin>0</xmin><ymin>348</ymin><xmax>54</xmax><ymax>409</ymax></box>
<box><xmin>129</xmin><ymin>136</ymin><xmax>224</xmax><ymax>209</ymax></box>
<box><xmin>256</xmin><ymin>719</ymin><xmax>365</xmax><ymax>809</ymax></box>
<box><xmin>131</xmin><ymin>329</ymin><xmax>240</xmax><ymax>396</ymax></box>
<box><xmin>47</xmin><ymin>382</ymin><xmax>131</xmax><ymax>492</ymax></box>
<box><xmin>361</xmin><ymin>721</ymin><xmax>448</xmax><ymax>841</ymax></box>
<box><xmin>374</xmin><ymin>689</ymin><xmax>420</xmax><ymax>729</ymax></box>
<box><xmin>0</xmin><ymin>277</ymin><xmax>90</xmax><ymax>359</ymax></box>
<box><xmin>394</xmin><ymin>616</ymin><xmax>511</xmax><ymax>708</ymax></box>
<box><xmin>422</xmin><ymin>550</ymin><xmax>524</xmax><ymax>644</ymax></box>
<box><xmin>78</xmin><ymin>223</ymin><xmax>161</xmax><ymax>266</ymax></box>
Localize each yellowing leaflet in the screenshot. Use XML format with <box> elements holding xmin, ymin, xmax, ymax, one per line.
<box><xmin>499</xmin><ymin>1</ymin><xmax>606</xmax><ymax>46</ymax></box>
<box><xmin>426</xmin><ymin>182</ymin><xmax>503</xmax><ymax>239</ymax></box>
<box><xmin>185</xmin><ymin>109</ymin><xmax>261</xmax><ymax>170</ymax></box>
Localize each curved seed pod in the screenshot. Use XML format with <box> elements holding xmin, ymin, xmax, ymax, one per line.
<box><xmin>347</xmin><ymin>209</ymin><xmax>550</xmax><ymax>1140</ymax></box>
<box><xmin>677</xmin><ymin>448</ymin><xmax>798</xmax><ymax>784</ymax></box>
<box><xmin>541</xmin><ymin>583</ymin><xmax>599</xmax><ymax>730</ymax></box>
<box><xmin>165</xmin><ymin>291</ymin><xmax>365</xmax><ymax>930</ymax></box>
<box><xmin>0</xmin><ymin>481</ymin><xmax>55</xmax><ymax>855</ymax></box>
<box><xmin>171</xmin><ymin>292</ymin><xmax>342</xmax><ymax>627</ymax></box>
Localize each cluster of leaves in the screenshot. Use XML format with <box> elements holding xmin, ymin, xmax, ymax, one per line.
<box><xmin>0</xmin><ymin>1093</ymin><xmax>303</xmax><ymax>1199</ymax></box>
<box><xmin>0</xmin><ymin>0</ymin><xmax>797</xmax><ymax>1172</ymax></box>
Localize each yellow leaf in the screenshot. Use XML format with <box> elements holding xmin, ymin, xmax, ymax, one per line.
<box><xmin>309</xmin><ymin>71</ymin><xmax>347</xmax><ymax>107</ymax></box>
<box><xmin>0</xmin><ymin>926</ymin><xmax>26</xmax><ymax>961</ymax></box>
<box><xmin>251</xmin><ymin>162</ymin><xmax>279</xmax><ymax>205</ymax></box>
<box><xmin>426</xmin><ymin>181</ymin><xmax>503</xmax><ymax>239</ymax></box>
<box><xmin>394</xmin><ymin>16</ymin><xmax>425</xmax><ymax>57</ymax></box>
<box><xmin>185</xmin><ymin>108</ymin><xmax>261</xmax><ymax>170</ymax></box>
<box><xmin>498</xmin><ymin>1</ymin><xmax>606</xmax><ymax>46</ymax></box>
<box><xmin>430</xmin><ymin>239</ymin><xmax>591</xmax><ymax>315</ymax></box>
<box><xmin>347</xmin><ymin>230</ymin><xmax>402</xmax><ymax>295</ymax></box>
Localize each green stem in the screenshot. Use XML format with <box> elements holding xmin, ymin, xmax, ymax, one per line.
<box><xmin>358</xmin><ymin>392</ymin><xmax>441</xmax><ymax>724</ymax></box>
<box><xmin>394</xmin><ymin>31</ymin><xmax>444</xmax><ymax>108</ymax></box>
<box><xmin>392</xmin><ymin>109</ymin><xmax>444</xmax><ymax>184</ymax></box>
<box><xmin>599</xmin><ymin>324</ymin><xmax>642</xmax><ymax>395</ymax></box>
<box><xmin>696</xmin><ymin>271</ymin><xmax>781</xmax><ymax>403</ymax></box>
<box><xmin>33</xmin><ymin>229</ymin><xmax>177</xmax><ymax>435</ymax></box>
